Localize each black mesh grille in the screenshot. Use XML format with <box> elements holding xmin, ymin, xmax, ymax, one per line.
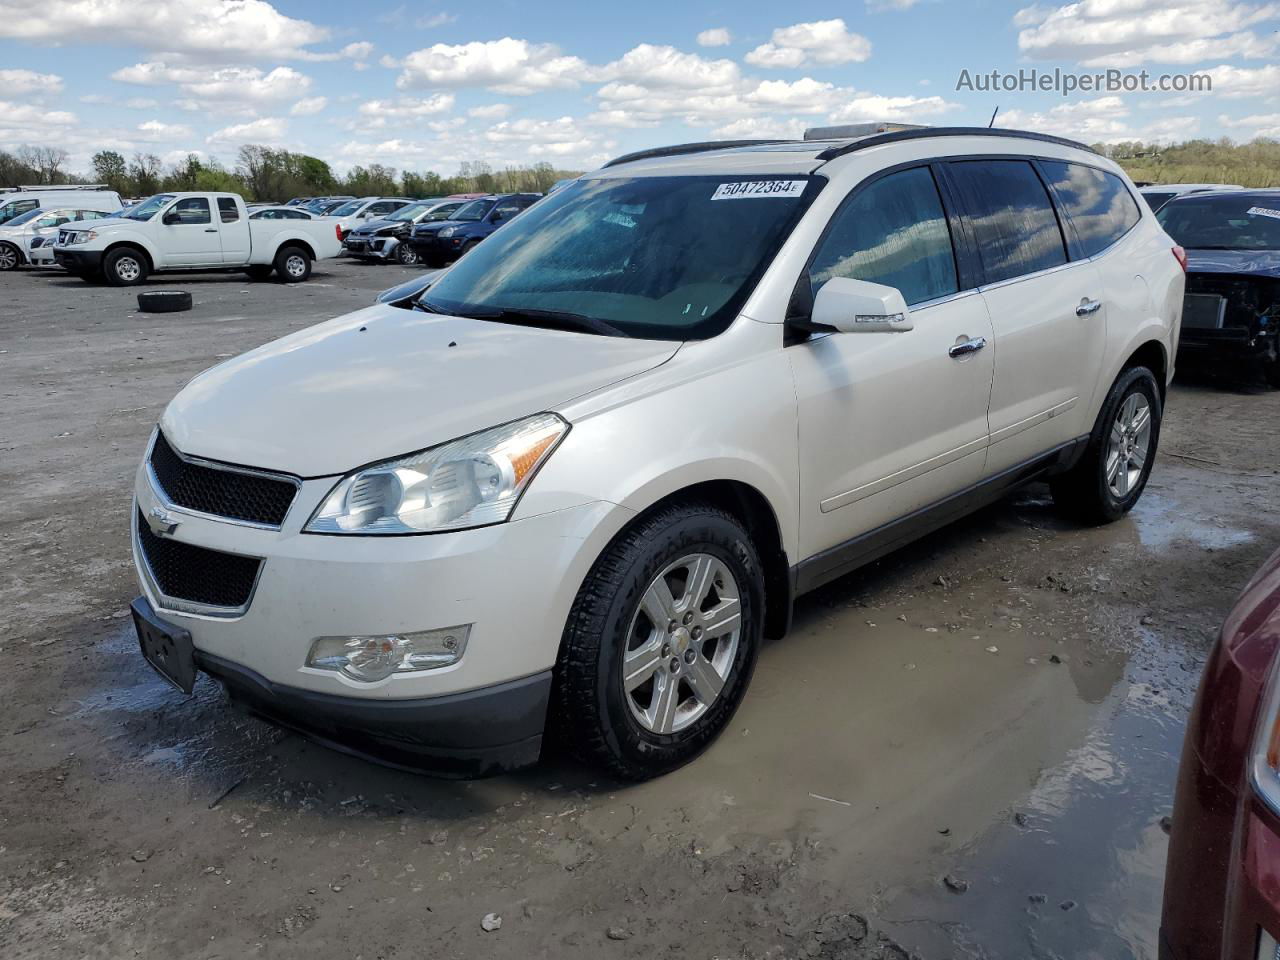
<box><xmin>150</xmin><ymin>432</ymin><xmax>296</xmax><ymax>526</ymax></box>
<box><xmin>137</xmin><ymin>509</ymin><xmax>262</xmax><ymax>608</ymax></box>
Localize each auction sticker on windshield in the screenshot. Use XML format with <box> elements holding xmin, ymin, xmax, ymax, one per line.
<box><xmin>1247</xmin><ymin>206</ymin><xmax>1280</xmax><ymax>221</ymax></box>
<box><xmin>711</xmin><ymin>180</ymin><xmax>807</xmax><ymax>200</ymax></box>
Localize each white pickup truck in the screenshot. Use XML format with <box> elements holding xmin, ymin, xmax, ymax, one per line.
<box><xmin>52</xmin><ymin>191</ymin><xmax>342</xmax><ymax>286</ymax></box>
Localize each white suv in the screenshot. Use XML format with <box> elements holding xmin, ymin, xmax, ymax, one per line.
<box><xmin>129</xmin><ymin>127</ymin><xmax>1185</xmax><ymax>780</ymax></box>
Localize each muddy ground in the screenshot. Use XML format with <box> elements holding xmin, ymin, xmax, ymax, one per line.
<box><xmin>2</xmin><ymin>258</ymin><xmax>1278</xmax><ymax>959</ymax></box>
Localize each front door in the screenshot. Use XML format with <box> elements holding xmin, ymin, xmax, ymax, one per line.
<box><xmin>162</xmin><ymin>197</ymin><xmax>222</xmax><ymax>266</ymax></box>
<box><xmin>789</xmin><ymin>165</ymin><xmax>995</xmax><ymax>563</ymax></box>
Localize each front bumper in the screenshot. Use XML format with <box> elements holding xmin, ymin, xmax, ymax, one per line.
<box><xmin>409</xmin><ymin>232</ymin><xmax>467</xmax><ymax>255</ymax></box>
<box><xmin>1178</xmin><ymin>327</ymin><xmax>1278</xmax><ymax>363</ymax></box>
<box><xmin>53</xmin><ymin>247</ymin><xmax>104</xmax><ymax>272</ymax></box>
<box><xmin>130</xmin><ymin>452</ymin><xmax>628</xmax><ymax>772</ymax></box>
<box><xmin>344</xmin><ymin>236</ymin><xmax>397</xmax><ymax>259</ymax></box>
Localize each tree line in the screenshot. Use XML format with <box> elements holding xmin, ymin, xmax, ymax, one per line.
<box><xmin>1096</xmin><ymin>137</ymin><xmax>1280</xmax><ymax>188</ymax></box>
<box><xmin>0</xmin><ymin>143</ymin><xmax>583</xmax><ymax>201</ymax></box>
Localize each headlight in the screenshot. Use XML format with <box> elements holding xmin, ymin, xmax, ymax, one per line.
<box><xmin>1253</xmin><ymin>655</ymin><xmax>1280</xmax><ymax>816</ymax></box>
<box><xmin>305</xmin><ymin>413</ymin><xmax>568</xmax><ymax>535</ymax></box>
<box><xmin>70</xmin><ymin>230</ymin><xmax>97</xmax><ymax>245</ymax></box>
<box><xmin>438</xmin><ymin>227</ymin><xmax>456</xmax><ymax>238</ymax></box>
<box><xmin>306</xmin><ymin>625</ymin><xmax>470</xmax><ymax>681</ymax></box>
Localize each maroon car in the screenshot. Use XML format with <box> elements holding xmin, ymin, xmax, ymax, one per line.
<box><xmin>1163</xmin><ymin>545</ymin><xmax>1280</xmax><ymax>959</ymax></box>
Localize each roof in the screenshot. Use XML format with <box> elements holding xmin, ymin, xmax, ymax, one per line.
<box><xmin>1141</xmin><ymin>183</ymin><xmax>1245</xmax><ymax>192</ymax></box>
<box><xmin>599</xmin><ymin>127</ymin><xmax>1098</xmax><ymax>176</ymax></box>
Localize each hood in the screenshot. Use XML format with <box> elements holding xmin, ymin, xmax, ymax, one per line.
<box><xmin>161</xmin><ymin>304</ymin><xmax>679</xmax><ymax>477</ymax></box>
<box><xmin>1185</xmin><ymin>248</ymin><xmax>1280</xmax><ymax>278</ymax></box>
<box><xmin>66</xmin><ymin>216</ymin><xmax>131</xmax><ymax>232</ymax></box>
<box><xmin>413</xmin><ymin>219</ymin><xmax>462</xmax><ymax>234</ymax></box>
<box><xmin>350</xmin><ymin>217</ymin><xmax>401</xmax><ymax>236</ymax></box>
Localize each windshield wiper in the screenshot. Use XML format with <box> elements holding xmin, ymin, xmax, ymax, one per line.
<box><xmin>461</xmin><ymin>305</ymin><xmax>632</xmax><ymax>338</ymax></box>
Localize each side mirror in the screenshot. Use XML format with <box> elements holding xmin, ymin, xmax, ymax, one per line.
<box><xmin>162</xmin><ymin>210</ymin><xmax>181</xmax><ymax>225</ymax></box>
<box><xmin>811</xmin><ymin>277</ymin><xmax>913</xmax><ymax>333</ymax></box>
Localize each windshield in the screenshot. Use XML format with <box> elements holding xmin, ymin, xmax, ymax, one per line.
<box><xmin>331</xmin><ymin>200</ymin><xmax>365</xmax><ymax>217</ymax></box>
<box><xmin>123</xmin><ymin>194</ymin><xmax>175</xmax><ymax>221</ymax></box>
<box><xmin>424</xmin><ymin>202</ymin><xmax>462</xmax><ymax>221</ymax></box>
<box><xmin>451</xmin><ymin>199</ymin><xmax>493</xmax><ymax>221</ymax></box>
<box><xmin>1158</xmin><ymin>196</ymin><xmax>1280</xmax><ymax>250</ymax></box>
<box><xmin>422</xmin><ymin>175</ymin><xmax>822</xmax><ymax>340</ymax></box>
<box><xmin>7</xmin><ymin>208</ymin><xmax>45</xmax><ymax>226</ymax></box>
<box><xmin>387</xmin><ymin>203</ymin><xmax>430</xmax><ymax>222</ymax></box>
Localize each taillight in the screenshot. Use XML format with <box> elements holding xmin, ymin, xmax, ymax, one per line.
<box><xmin>1172</xmin><ymin>245</ymin><xmax>1187</xmax><ymax>272</ymax></box>
<box><xmin>335</xmin><ymin>224</ymin><xmax>343</xmax><ymax>242</ymax></box>
<box><xmin>1251</xmin><ymin>657</ymin><xmax>1280</xmax><ymax>816</ymax></box>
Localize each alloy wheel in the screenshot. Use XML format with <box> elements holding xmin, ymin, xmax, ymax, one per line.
<box><xmin>1106</xmin><ymin>392</ymin><xmax>1152</xmax><ymax>498</ymax></box>
<box><xmin>623</xmin><ymin>553</ymin><xmax>742</xmax><ymax>735</ymax></box>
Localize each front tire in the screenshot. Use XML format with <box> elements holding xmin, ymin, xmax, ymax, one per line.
<box><xmin>553</xmin><ymin>503</ymin><xmax>763</xmax><ymax>780</ymax></box>
<box><xmin>394</xmin><ymin>242</ymin><xmax>418</xmax><ymax>266</ymax></box>
<box><xmin>103</xmin><ymin>247</ymin><xmax>148</xmax><ymax>286</ymax></box>
<box><xmin>0</xmin><ymin>242</ymin><xmax>21</xmax><ymax>271</ymax></box>
<box><xmin>1051</xmin><ymin>366</ymin><xmax>1162</xmax><ymax>524</ymax></box>
<box><xmin>274</xmin><ymin>246</ymin><xmax>311</xmax><ymax>283</ymax></box>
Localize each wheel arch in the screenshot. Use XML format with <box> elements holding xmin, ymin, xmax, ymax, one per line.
<box><xmin>276</xmin><ymin>237</ymin><xmax>317</xmax><ymax>261</ymax></box>
<box><xmin>597</xmin><ymin>478</ymin><xmax>793</xmax><ymax>641</ymax></box>
<box><xmin>104</xmin><ymin>240</ymin><xmax>155</xmax><ymax>272</ymax></box>
<box><xmin>1121</xmin><ymin>338</ymin><xmax>1169</xmax><ymax>400</ymax></box>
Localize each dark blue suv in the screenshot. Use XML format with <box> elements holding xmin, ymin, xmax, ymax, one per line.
<box><xmin>408</xmin><ymin>193</ymin><xmax>540</xmax><ymax>265</ymax></box>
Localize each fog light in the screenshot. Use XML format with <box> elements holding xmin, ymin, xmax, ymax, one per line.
<box><xmin>306</xmin><ymin>625</ymin><xmax>470</xmax><ymax>682</ymax></box>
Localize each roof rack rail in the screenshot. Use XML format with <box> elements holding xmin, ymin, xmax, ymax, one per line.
<box><xmin>814</xmin><ymin>126</ymin><xmax>1097</xmax><ymax>162</ymax></box>
<box><xmin>603</xmin><ymin>139</ymin><xmax>793</xmax><ymax>169</ymax></box>
<box><xmin>11</xmin><ymin>183</ymin><xmax>112</xmax><ymax>191</ymax></box>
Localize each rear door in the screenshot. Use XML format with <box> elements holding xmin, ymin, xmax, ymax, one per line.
<box><xmin>943</xmin><ymin>158</ymin><xmax>1106</xmax><ymax>475</ymax></box>
<box><xmin>790</xmin><ymin>164</ymin><xmax>995</xmax><ymax>560</ymax></box>
<box><xmin>216</xmin><ymin>197</ymin><xmax>250</xmax><ymax>264</ymax></box>
<box><xmin>162</xmin><ymin>197</ymin><xmax>222</xmax><ymax>266</ymax></box>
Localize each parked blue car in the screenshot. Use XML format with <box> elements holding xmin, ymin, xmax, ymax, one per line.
<box><xmin>407</xmin><ymin>193</ymin><xmax>541</xmax><ymax>265</ymax></box>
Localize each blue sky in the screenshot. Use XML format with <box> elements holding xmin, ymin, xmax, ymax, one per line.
<box><xmin>1</xmin><ymin>0</ymin><xmax>1278</xmax><ymax>177</ymax></box>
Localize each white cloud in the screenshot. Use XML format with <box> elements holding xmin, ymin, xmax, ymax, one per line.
<box><xmin>483</xmin><ymin>116</ymin><xmax>598</xmax><ymax>156</ymax></box>
<box><xmin>206</xmin><ymin>116</ymin><xmax>288</xmax><ymax>144</ymax></box>
<box><xmin>291</xmin><ymin>96</ymin><xmax>328</xmax><ymax>116</ymax></box>
<box><xmin>0</xmin><ymin>0</ymin><xmax>333</xmax><ymax>62</ymax></box>
<box><xmin>468</xmin><ymin>103</ymin><xmax>513</xmax><ymax>119</ymax></box>
<box><xmin>416</xmin><ymin>11</ymin><xmax>457</xmax><ymax>28</ymax></box>
<box><xmin>1203</xmin><ymin>63</ymin><xmax>1280</xmax><ymax>98</ymax></box>
<box><xmin>137</xmin><ymin>120</ymin><xmax>195</xmax><ymax>139</ymax></box>
<box><xmin>1220</xmin><ymin>111</ymin><xmax>1280</xmax><ymax>138</ymax></box>
<box><xmin>745</xmin><ymin>19</ymin><xmax>872</xmax><ymax>68</ymax></box>
<box><xmin>396</xmin><ymin>37</ymin><xmax>588</xmax><ymax>94</ymax></box>
<box><xmin>1016</xmin><ymin>0</ymin><xmax>1279</xmax><ymax>67</ymax></box>
<box><xmin>112</xmin><ymin>63</ymin><xmax>312</xmax><ymax>112</ymax></box>
<box><xmin>341</xmin><ymin>41</ymin><xmax>374</xmax><ymax>62</ymax></box>
<box><xmin>0</xmin><ymin>69</ymin><xmax>63</xmax><ymax>96</ymax></box>
<box><xmin>999</xmin><ymin>95</ymin><xmax>1197</xmax><ymax>143</ymax></box>
<box><xmin>867</xmin><ymin>0</ymin><xmax>921</xmax><ymax>9</ymax></box>
<box><xmin>696</xmin><ymin>28</ymin><xmax>731</xmax><ymax>47</ymax></box>
<box><xmin>355</xmin><ymin>94</ymin><xmax>456</xmax><ymax>128</ymax></box>
<box><xmin>595</xmin><ymin>44</ymin><xmax>741</xmax><ymax>90</ymax></box>
<box><xmin>712</xmin><ymin>116</ymin><xmax>808</xmax><ymax>139</ymax></box>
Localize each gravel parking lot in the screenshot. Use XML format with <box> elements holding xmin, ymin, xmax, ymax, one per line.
<box><xmin>3</xmin><ymin>258</ymin><xmax>1279</xmax><ymax>959</ymax></box>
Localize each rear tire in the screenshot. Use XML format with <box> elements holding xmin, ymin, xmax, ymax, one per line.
<box><xmin>274</xmin><ymin>246</ymin><xmax>311</xmax><ymax>283</ymax></box>
<box><xmin>1051</xmin><ymin>366</ymin><xmax>1162</xmax><ymax>524</ymax></box>
<box><xmin>553</xmin><ymin>503</ymin><xmax>764</xmax><ymax>781</ymax></box>
<box><xmin>104</xmin><ymin>247</ymin><xmax>148</xmax><ymax>287</ymax></box>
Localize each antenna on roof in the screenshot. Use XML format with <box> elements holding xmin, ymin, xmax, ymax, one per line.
<box><xmin>988</xmin><ymin>107</ymin><xmax>999</xmax><ymax>128</ymax></box>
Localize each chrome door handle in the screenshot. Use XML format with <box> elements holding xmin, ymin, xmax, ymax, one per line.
<box><xmin>1076</xmin><ymin>298</ymin><xmax>1102</xmax><ymax>317</ymax></box>
<box><xmin>948</xmin><ymin>336</ymin><xmax>987</xmax><ymax>358</ymax></box>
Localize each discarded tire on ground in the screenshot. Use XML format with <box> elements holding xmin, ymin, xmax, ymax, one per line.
<box><xmin>137</xmin><ymin>290</ymin><xmax>193</xmax><ymax>313</ymax></box>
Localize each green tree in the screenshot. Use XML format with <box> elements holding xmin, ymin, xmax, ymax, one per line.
<box><xmin>92</xmin><ymin>150</ymin><xmax>129</xmax><ymax>193</ymax></box>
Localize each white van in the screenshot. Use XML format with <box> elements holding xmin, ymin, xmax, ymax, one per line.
<box><xmin>0</xmin><ymin>185</ymin><xmax>122</xmax><ymax>225</ymax></box>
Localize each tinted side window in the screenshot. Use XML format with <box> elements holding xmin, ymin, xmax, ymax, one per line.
<box><xmin>1040</xmin><ymin>161</ymin><xmax>1141</xmax><ymax>258</ymax></box>
<box><xmin>808</xmin><ymin>166</ymin><xmax>959</xmax><ymax>306</ymax></box>
<box><xmin>217</xmin><ymin>198</ymin><xmax>240</xmax><ymax>223</ymax></box>
<box><xmin>172</xmin><ymin>198</ymin><xmax>211</xmax><ymax>225</ymax></box>
<box><xmin>947</xmin><ymin>160</ymin><xmax>1067</xmax><ymax>284</ymax></box>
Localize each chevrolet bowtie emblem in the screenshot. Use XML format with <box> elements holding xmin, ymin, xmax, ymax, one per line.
<box><xmin>146</xmin><ymin>505</ymin><xmax>180</xmax><ymax>538</ymax></box>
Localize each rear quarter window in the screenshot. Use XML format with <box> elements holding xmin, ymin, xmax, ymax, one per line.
<box><xmin>946</xmin><ymin>159</ymin><xmax>1068</xmax><ymax>284</ymax></box>
<box><xmin>1040</xmin><ymin>161</ymin><xmax>1141</xmax><ymax>258</ymax></box>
